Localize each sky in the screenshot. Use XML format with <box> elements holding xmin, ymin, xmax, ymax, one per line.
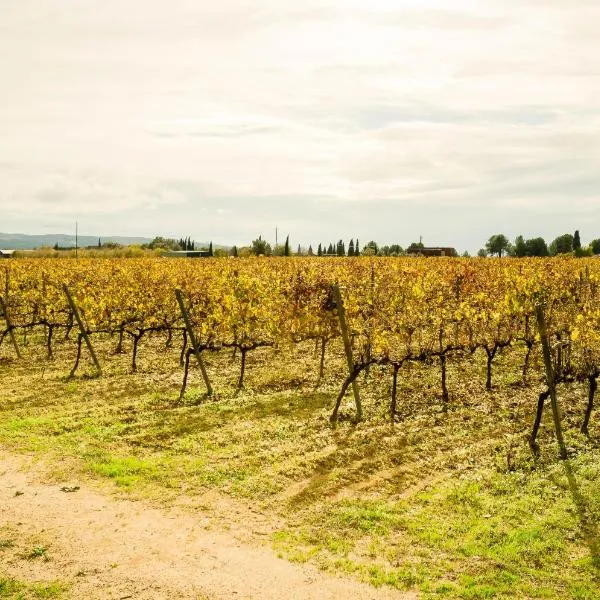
<box><xmin>1</xmin><ymin>0</ymin><xmax>599</xmax><ymax>252</ymax></box>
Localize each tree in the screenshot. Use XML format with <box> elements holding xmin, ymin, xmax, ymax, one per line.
<box><xmin>348</xmin><ymin>239</ymin><xmax>354</xmax><ymax>256</ymax></box>
<box><xmin>251</xmin><ymin>236</ymin><xmax>271</xmax><ymax>256</ymax></box>
<box><xmin>363</xmin><ymin>240</ymin><xmax>378</xmax><ymax>255</ymax></box>
<box><xmin>317</xmin><ymin>243</ymin><xmax>322</xmax><ymax>257</ymax></box>
<box><xmin>462</xmin><ymin>250</ymin><xmax>470</xmax><ymax>258</ymax></box>
<box><xmin>208</xmin><ymin>241</ymin><xmax>214</xmax><ymax>257</ymax></box>
<box><xmin>284</xmin><ymin>235</ymin><xmax>290</xmax><ymax>257</ymax></box>
<box><xmin>524</xmin><ymin>237</ymin><xmax>549</xmax><ymax>257</ymax></box>
<box><xmin>98</xmin><ymin>237</ymin><xmax>102</xmax><ymax>249</ymax></box>
<box><xmin>549</xmin><ymin>234</ymin><xmax>573</xmax><ymax>256</ymax></box>
<box><xmin>231</xmin><ymin>245</ymin><xmax>239</xmax><ymax>257</ymax></box>
<box><xmin>591</xmin><ymin>239</ymin><xmax>600</xmax><ymax>255</ymax></box>
<box><xmin>146</xmin><ymin>236</ymin><xmax>180</xmax><ymax>251</ymax></box>
<box><xmin>336</xmin><ymin>240</ymin><xmax>345</xmax><ymax>256</ymax></box>
<box><xmin>307</xmin><ymin>245</ymin><xmax>314</xmax><ymax>256</ymax></box>
<box><xmin>380</xmin><ymin>244</ymin><xmax>402</xmax><ymax>256</ymax></box>
<box><xmin>573</xmin><ymin>230</ymin><xmax>581</xmax><ymax>251</ymax></box>
<box><xmin>406</xmin><ymin>241</ymin><xmax>424</xmax><ymax>255</ymax></box>
<box><xmin>576</xmin><ymin>246</ymin><xmax>593</xmax><ymax>257</ymax></box>
<box><xmin>354</xmin><ymin>240</ymin><xmax>360</xmax><ymax>256</ymax></box>
<box><xmin>513</xmin><ymin>235</ymin><xmax>527</xmax><ymax>257</ymax></box>
<box><xmin>297</xmin><ymin>244</ymin><xmax>301</xmax><ymax>256</ymax></box>
<box><xmin>485</xmin><ymin>234</ymin><xmax>510</xmax><ymax>257</ymax></box>
<box><xmin>477</xmin><ymin>248</ymin><xmax>487</xmax><ymax>257</ymax></box>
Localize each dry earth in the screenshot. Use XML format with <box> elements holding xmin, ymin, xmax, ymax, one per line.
<box><xmin>0</xmin><ymin>453</ymin><xmax>417</xmax><ymax>600</ymax></box>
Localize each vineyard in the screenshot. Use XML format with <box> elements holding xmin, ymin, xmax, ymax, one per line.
<box><xmin>2</xmin><ymin>256</ymin><xmax>600</xmax><ymax>598</ymax></box>
<box><xmin>1</xmin><ymin>256</ymin><xmax>599</xmax><ymax>448</ymax></box>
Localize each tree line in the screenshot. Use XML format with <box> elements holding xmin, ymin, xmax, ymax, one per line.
<box><xmin>482</xmin><ymin>231</ymin><xmax>600</xmax><ymax>258</ymax></box>
<box><xmin>128</xmin><ymin>231</ymin><xmax>600</xmax><ymax>259</ymax></box>
<box><xmin>247</xmin><ymin>237</ymin><xmax>419</xmax><ymax>257</ymax></box>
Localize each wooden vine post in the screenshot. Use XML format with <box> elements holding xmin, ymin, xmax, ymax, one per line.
<box><xmin>0</xmin><ymin>295</ymin><xmax>21</xmax><ymax>359</ymax></box>
<box><xmin>2</xmin><ymin>266</ymin><xmax>20</xmax><ymax>358</ymax></box>
<box><xmin>62</xmin><ymin>284</ymin><xmax>102</xmax><ymax>375</ymax></box>
<box><xmin>175</xmin><ymin>289</ymin><xmax>213</xmax><ymax>396</ymax></box>
<box><xmin>535</xmin><ymin>304</ymin><xmax>567</xmax><ymax>459</ymax></box>
<box><xmin>332</xmin><ymin>283</ymin><xmax>362</xmax><ymax>420</ymax></box>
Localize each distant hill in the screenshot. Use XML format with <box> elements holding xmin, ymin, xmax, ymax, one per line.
<box><xmin>0</xmin><ymin>232</ymin><xmax>153</xmax><ymax>250</ymax></box>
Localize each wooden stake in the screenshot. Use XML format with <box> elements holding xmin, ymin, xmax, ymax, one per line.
<box><xmin>62</xmin><ymin>285</ymin><xmax>101</xmax><ymax>375</ymax></box>
<box><xmin>175</xmin><ymin>290</ymin><xmax>213</xmax><ymax>396</ymax></box>
<box><xmin>535</xmin><ymin>304</ymin><xmax>567</xmax><ymax>459</ymax></box>
<box><xmin>0</xmin><ymin>295</ymin><xmax>21</xmax><ymax>359</ymax></box>
<box><xmin>332</xmin><ymin>283</ymin><xmax>362</xmax><ymax>420</ymax></box>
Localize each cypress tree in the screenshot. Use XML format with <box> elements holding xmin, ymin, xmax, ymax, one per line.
<box><xmin>355</xmin><ymin>240</ymin><xmax>360</xmax><ymax>256</ymax></box>
<box><xmin>574</xmin><ymin>230</ymin><xmax>581</xmax><ymax>250</ymax></box>
<box><xmin>232</xmin><ymin>245</ymin><xmax>238</xmax><ymax>257</ymax></box>
<box><xmin>348</xmin><ymin>239</ymin><xmax>354</xmax><ymax>256</ymax></box>
<box><xmin>317</xmin><ymin>243</ymin><xmax>322</xmax><ymax>256</ymax></box>
<box><xmin>208</xmin><ymin>241</ymin><xmax>213</xmax><ymax>257</ymax></box>
<box><xmin>308</xmin><ymin>245</ymin><xmax>314</xmax><ymax>256</ymax></box>
<box><xmin>284</xmin><ymin>235</ymin><xmax>290</xmax><ymax>256</ymax></box>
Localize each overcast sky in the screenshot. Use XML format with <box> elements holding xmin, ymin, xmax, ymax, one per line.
<box><xmin>1</xmin><ymin>0</ymin><xmax>599</xmax><ymax>251</ymax></box>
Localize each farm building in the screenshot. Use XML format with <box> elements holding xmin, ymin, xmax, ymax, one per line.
<box><xmin>419</xmin><ymin>247</ymin><xmax>458</xmax><ymax>257</ymax></box>
<box><xmin>0</xmin><ymin>249</ymin><xmax>16</xmax><ymax>258</ymax></box>
<box><xmin>161</xmin><ymin>250</ymin><xmax>211</xmax><ymax>258</ymax></box>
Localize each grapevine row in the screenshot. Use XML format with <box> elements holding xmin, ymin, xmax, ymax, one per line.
<box><xmin>1</xmin><ymin>257</ymin><xmax>599</xmax><ymax>450</ymax></box>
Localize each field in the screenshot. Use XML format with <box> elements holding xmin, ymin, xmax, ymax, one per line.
<box><xmin>1</xmin><ymin>257</ymin><xmax>599</xmax><ymax>599</ymax></box>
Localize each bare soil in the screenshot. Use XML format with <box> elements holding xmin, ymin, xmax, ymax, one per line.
<box><xmin>0</xmin><ymin>453</ymin><xmax>416</xmax><ymax>599</ymax></box>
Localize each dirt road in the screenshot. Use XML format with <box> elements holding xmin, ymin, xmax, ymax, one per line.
<box><xmin>0</xmin><ymin>454</ymin><xmax>417</xmax><ymax>599</ymax></box>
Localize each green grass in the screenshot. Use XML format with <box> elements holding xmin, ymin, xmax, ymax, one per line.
<box><xmin>273</xmin><ymin>453</ymin><xmax>600</xmax><ymax>597</ymax></box>
<box><xmin>25</xmin><ymin>547</ymin><xmax>48</xmax><ymax>560</ymax></box>
<box><xmin>0</xmin><ymin>578</ymin><xmax>67</xmax><ymax>599</ymax></box>
<box><xmin>0</xmin><ymin>334</ymin><xmax>599</xmax><ymax>598</ymax></box>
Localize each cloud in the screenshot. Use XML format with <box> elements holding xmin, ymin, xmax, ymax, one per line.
<box><xmin>0</xmin><ymin>0</ymin><xmax>599</xmax><ymax>250</ymax></box>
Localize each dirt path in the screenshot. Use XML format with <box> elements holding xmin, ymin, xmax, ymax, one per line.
<box><xmin>0</xmin><ymin>454</ymin><xmax>417</xmax><ymax>599</ymax></box>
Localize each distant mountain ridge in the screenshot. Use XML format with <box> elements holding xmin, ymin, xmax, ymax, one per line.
<box><xmin>0</xmin><ymin>232</ymin><xmax>153</xmax><ymax>250</ymax></box>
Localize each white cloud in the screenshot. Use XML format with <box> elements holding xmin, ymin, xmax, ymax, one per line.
<box><xmin>0</xmin><ymin>0</ymin><xmax>599</xmax><ymax>250</ymax></box>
